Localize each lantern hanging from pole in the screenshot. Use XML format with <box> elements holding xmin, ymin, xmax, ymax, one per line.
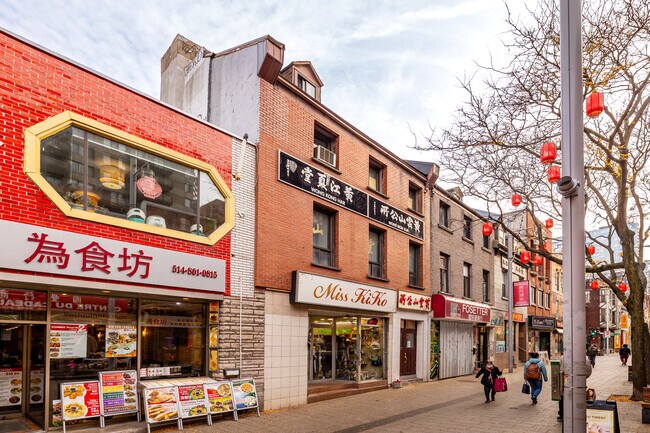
<box><xmin>540</xmin><ymin>142</ymin><xmax>557</xmax><ymax>164</ymax></box>
<box><xmin>590</xmin><ymin>281</ymin><xmax>599</xmax><ymax>290</ymax></box>
<box><xmin>547</xmin><ymin>165</ymin><xmax>561</xmax><ymax>183</ymax></box>
<box><xmin>482</xmin><ymin>222</ymin><xmax>493</xmax><ymax>237</ymax></box>
<box><xmin>618</xmin><ymin>282</ymin><xmax>627</xmax><ymax>292</ymax></box>
<box><xmin>586</xmin><ymin>91</ymin><xmax>604</xmax><ymax>118</ymax></box>
<box><xmin>545</xmin><ymin>218</ymin><xmax>554</xmax><ymax>229</ymax></box>
<box><xmin>533</xmin><ymin>255</ymin><xmax>543</xmax><ymax>266</ymax></box>
<box><xmin>587</xmin><ymin>245</ymin><xmax>595</xmax><ymax>255</ymax></box>
<box><xmin>512</xmin><ymin>193</ymin><xmax>522</xmax><ymax>207</ymax></box>
<box><xmin>520</xmin><ymin>250</ymin><xmax>531</xmax><ymax>264</ymax></box>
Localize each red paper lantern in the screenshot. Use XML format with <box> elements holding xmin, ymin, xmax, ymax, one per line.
<box><xmin>533</xmin><ymin>255</ymin><xmax>543</xmax><ymax>266</ymax></box>
<box><xmin>482</xmin><ymin>222</ymin><xmax>493</xmax><ymax>236</ymax></box>
<box><xmin>548</xmin><ymin>165</ymin><xmax>561</xmax><ymax>183</ymax></box>
<box><xmin>587</xmin><ymin>245</ymin><xmax>595</xmax><ymax>255</ymax></box>
<box><xmin>520</xmin><ymin>250</ymin><xmax>531</xmax><ymax>264</ymax></box>
<box><xmin>545</xmin><ymin>218</ymin><xmax>554</xmax><ymax>229</ymax></box>
<box><xmin>586</xmin><ymin>91</ymin><xmax>604</xmax><ymax>118</ymax></box>
<box><xmin>590</xmin><ymin>281</ymin><xmax>599</xmax><ymax>290</ymax></box>
<box><xmin>618</xmin><ymin>282</ymin><xmax>627</xmax><ymax>292</ymax></box>
<box><xmin>540</xmin><ymin>142</ymin><xmax>557</xmax><ymax>164</ymax></box>
<box><xmin>512</xmin><ymin>193</ymin><xmax>522</xmax><ymax>207</ymax></box>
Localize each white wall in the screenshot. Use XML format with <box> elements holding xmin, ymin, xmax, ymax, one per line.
<box><xmin>390</xmin><ymin>310</ymin><xmax>431</xmax><ymax>382</ymax></box>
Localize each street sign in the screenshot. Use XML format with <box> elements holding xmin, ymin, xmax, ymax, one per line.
<box><xmin>605</xmin><ymin>330</ymin><xmax>611</xmax><ymax>337</ymax></box>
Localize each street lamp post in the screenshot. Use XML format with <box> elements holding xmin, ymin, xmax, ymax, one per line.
<box><xmin>507</xmin><ymin>229</ymin><xmax>514</xmax><ymax>373</ymax></box>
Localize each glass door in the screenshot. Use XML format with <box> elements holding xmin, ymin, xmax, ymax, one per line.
<box><xmin>0</xmin><ymin>324</ymin><xmax>24</xmax><ymax>418</ymax></box>
<box><xmin>309</xmin><ymin>318</ymin><xmax>333</xmax><ymax>380</ymax></box>
<box><xmin>25</xmin><ymin>324</ymin><xmax>45</xmax><ymax>428</ymax></box>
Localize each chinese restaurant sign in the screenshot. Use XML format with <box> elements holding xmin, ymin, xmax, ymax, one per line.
<box><xmin>513</xmin><ymin>280</ymin><xmax>530</xmax><ymax>307</ymax></box>
<box><xmin>397</xmin><ymin>291</ymin><xmax>431</xmax><ymax>311</ymax></box>
<box><xmin>291</xmin><ymin>271</ymin><xmax>397</xmax><ymax>313</ymax></box>
<box><xmin>279</xmin><ymin>151</ymin><xmax>424</xmax><ymax>240</ymax></box>
<box><xmin>431</xmin><ymin>294</ymin><xmax>491</xmax><ymax>322</ymax></box>
<box><xmin>0</xmin><ymin>220</ymin><xmax>225</xmax><ymax>293</ymax></box>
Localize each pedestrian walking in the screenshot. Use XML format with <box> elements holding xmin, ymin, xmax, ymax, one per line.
<box><xmin>557</xmin><ymin>353</ymin><xmax>592</xmax><ymax>421</ymax></box>
<box><xmin>619</xmin><ymin>344</ymin><xmax>631</xmax><ymax>365</ymax></box>
<box><xmin>523</xmin><ymin>351</ymin><xmax>547</xmax><ymax>404</ymax></box>
<box><xmin>587</xmin><ymin>344</ymin><xmax>598</xmax><ymax>367</ymax></box>
<box><xmin>475</xmin><ymin>358</ymin><xmax>502</xmax><ymax>403</ymax></box>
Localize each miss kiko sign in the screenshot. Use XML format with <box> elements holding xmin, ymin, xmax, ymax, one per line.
<box><xmin>290</xmin><ymin>271</ymin><xmax>397</xmax><ymax>313</ymax></box>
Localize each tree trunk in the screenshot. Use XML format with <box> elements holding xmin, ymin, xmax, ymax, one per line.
<box><xmin>629</xmin><ymin>281</ymin><xmax>647</xmax><ymax>400</ymax></box>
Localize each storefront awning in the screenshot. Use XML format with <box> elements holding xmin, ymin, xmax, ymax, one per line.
<box><xmin>431</xmin><ymin>294</ymin><xmax>490</xmax><ymax>323</ymax></box>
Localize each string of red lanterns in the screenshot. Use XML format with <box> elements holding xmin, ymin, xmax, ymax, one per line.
<box><xmin>540</xmin><ymin>142</ymin><xmax>557</xmax><ymax>164</ymax></box>
<box><xmin>618</xmin><ymin>282</ymin><xmax>627</xmax><ymax>292</ymax></box>
<box><xmin>545</xmin><ymin>218</ymin><xmax>554</xmax><ymax>229</ymax></box>
<box><xmin>512</xmin><ymin>193</ymin><xmax>522</xmax><ymax>207</ymax></box>
<box><xmin>532</xmin><ymin>254</ymin><xmax>543</xmax><ymax>266</ymax></box>
<box><xmin>587</xmin><ymin>245</ymin><xmax>595</xmax><ymax>255</ymax></box>
<box><xmin>519</xmin><ymin>250</ymin><xmax>531</xmax><ymax>264</ymax></box>
<box><xmin>586</xmin><ymin>91</ymin><xmax>604</xmax><ymax>118</ymax></box>
<box><xmin>482</xmin><ymin>222</ymin><xmax>493</xmax><ymax>236</ymax></box>
<box><xmin>590</xmin><ymin>281</ymin><xmax>599</xmax><ymax>290</ymax></box>
<box><xmin>547</xmin><ymin>165</ymin><xmax>561</xmax><ymax>183</ymax></box>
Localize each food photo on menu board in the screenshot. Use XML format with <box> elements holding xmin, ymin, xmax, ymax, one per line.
<box><xmin>177</xmin><ymin>384</ymin><xmax>209</xmax><ymax>418</ymax></box>
<box><xmin>105</xmin><ymin>325</ymin><xmax>137</xmax><ymax>357</ymax></box>
<box><xmin>61</xmin><ymin>381</ymin><xmax>101</xmax><ymax>420</ymax></box>
<box><xmin>28</xmin><ymin>368</ymin><xmax>44</xmax><ymax>404</ymax></box>
<box><xmin>206</xmin><ymin>382</ymin><xmax>234</xmax><ymax>413</ymax></box>
<box><xmin>231</xmin><ymin>379</ymin><xmax>258</xmax><ymax>410</ymax></box>
<box><xmin>99</xmin><ymin>371</ymin><xmax>138</xmax><ymax>415</ymax></box>
<box><xmin>145</xmin><ymin>387</ymin><xmax>179</xmax><ymax>423</ymax></box>
<box><xmin>0</xmin><ymin>368</ymin><xmax>23</xmax><ymax>406</ymax></box>
<box><xmin>50</xmin><ymin>323</ymin><xmax>87</xmax><ymax>359</ymax></box>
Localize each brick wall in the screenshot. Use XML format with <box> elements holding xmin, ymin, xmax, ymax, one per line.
<box><xmin>256</xmin><ymin>79</ymin><xmax>430</xmax><ymax>293</ymax></box>
<box><xmin>0</xmin><ymin>31</ymin><xmax>232</xmax><ymax>288</ymax></box>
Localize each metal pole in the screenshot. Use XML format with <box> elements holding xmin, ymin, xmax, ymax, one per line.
<box><xmin>560</xmin><ymin>0</ymin><xmax>587</xmax><ymax>430</ymax></box>
<box><xmin>605</xmin><ymin>290</ymin><xmax>610</xmax><ymax>353</ymax></box>
<box><xmin>507</xmin><ymin>227</ymin><xmax>514</xmax><ymax>373</ymax></box>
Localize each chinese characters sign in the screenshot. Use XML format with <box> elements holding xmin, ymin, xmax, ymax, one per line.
<box><xmin>397</xmin><ymin>291</ymin><xmax>431</xmax><ymax>311</ymax></box>
<box><xmin>513</xmin><ymin>280</ymin><xmax>530</xmax><ymax>307</ymax></box>
<box><xmin>291</xmin><ymin>271</ymin><xmax>397</xmax><ymax>313</ymax></box>
<box><xmin>431</xmin><ymin>294</ymin><xmax>491</xmax><ymax>322</ymax></box>
<box><xmin>0</xmin><ymin>220</ymin><xmax>226</xmax><ymax>293</ymax></box>
<box><xmin>278</xmin><ymin>152</ymin><xmax>424</xmax><ymax>240</ymax></box>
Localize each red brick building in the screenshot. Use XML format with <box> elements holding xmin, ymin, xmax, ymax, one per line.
<box><xmin>162</xmin><ymin>35</ymin><xmax>433</xmax><ymax>409</ymax></box>
<box><xmin>0</xmin><ymin>30</ymin><xmax>238</xmax><ymax>430</ymax></box>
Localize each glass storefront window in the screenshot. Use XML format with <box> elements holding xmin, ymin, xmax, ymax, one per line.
<box><xmin>335</xmin><ymin>317</ymin><xmax>357</xmax><ymax>381</ymax></box>
<box><xmin>360</xmin><ymin>318</ymin><xmax>384</xmax><ymax>380</ymax></box>
<box><xmin>309</xmin><ymin>318</ymin><xmax>333</xmax><ymax>380</ymax></box>
<box><xmin>0</xmin><ymin>289</ymin><xmax>47</xmax><ymax>321</ymax></box>
<box><xmin>39</xmin><ymin>125</ymin><xmax>227</xmax><ymax>238</ymax></box>
<box><xmin>140</xmin><ymin>300</ymin><xmax>205</xmax><ymax>378</ymax></box>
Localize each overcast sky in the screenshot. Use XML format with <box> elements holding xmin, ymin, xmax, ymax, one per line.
<box><xmin>0</xmin><ymin>0</ymin><xmax>524</xmax><ymax>164</ymax></box>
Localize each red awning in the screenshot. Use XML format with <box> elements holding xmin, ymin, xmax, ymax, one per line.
<box><xmin>431</xmin><ymin>294</ymin><xmax>491</xmax><ymax>323</ymax></box>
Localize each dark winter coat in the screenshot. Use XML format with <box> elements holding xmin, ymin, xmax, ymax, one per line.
<box><xmin>475</xmin><ymin>365</ymin><xmax>502</xmax><ymax>386</ymax></box>
<box><xmin>620</xmin><ymin>346</ymin><xmax>631</xmax><ymax>356</ymax></box>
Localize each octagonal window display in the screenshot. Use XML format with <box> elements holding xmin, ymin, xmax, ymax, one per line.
<box><xmin>24</xmin><ymin>111</ymin><xmax>234</xmax><ymax>245</ymax></box>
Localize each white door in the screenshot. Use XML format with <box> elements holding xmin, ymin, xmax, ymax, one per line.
<box><xmin>439</xmin><ymin>321</ymin><xmax>474</xmax><ymax>379</ymax></box>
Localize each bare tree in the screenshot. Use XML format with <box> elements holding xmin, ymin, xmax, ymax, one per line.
<box><xmin>421</xmin><ymin>0</ymin><xmax>650</xmax><ymax>399</ymax></box>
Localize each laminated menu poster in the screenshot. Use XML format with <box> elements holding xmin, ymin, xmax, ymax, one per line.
<box><xmin>205</xmin><ymin>381</ymin><xmax>234</xmax><ymax>414</ymax></box>
<box><xmin>144</xmin><ymin>386</ymin><xmax>179</xmax><ymax>423</ymax></box>
<box><xmin>105</xmin><ymin>325</ymin><xmax>137</xmax><ymax>357</ymax></box>
<box><xmin>50</xmin><ymin>323</ymin><xmax>87</xmax><ymax>359</ymax></box>
<box><xmin>231</xmin><ymin>378</ymin><xmax>258</xmax><ymax>410</ymax></box>
<box><xmin>60</xmin><ymin>381</ymin><xmax>101</xmax><ymax>420</ymax></box>
<box><xmin>0</xmin><ymin>368</ymin><xmax>22</xmax><ymax>407</ymax></box>
<box><xmin>177</xmin><ymin>384</ymin><xmax>209</xmax><ymax>419</ymax></box>
<box><xmin>28</xmin><ymin>368</ymin><xmax>44</xmax><ymax>404</ymax></box>
<box><xmin>99</xmin><ymin>371</ymin><xmax>138</xmax><ymax>415</ymax></box>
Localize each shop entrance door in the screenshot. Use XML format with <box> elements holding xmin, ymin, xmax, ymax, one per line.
<box><xmin>475</xmin><ymin>325</ymin><xmax>488</xmax><ymax>369</ymax></box>
<box><xmin>400</xmin><ymin>322</ymin><xmax>416</xmax><ymax>376</ymax></box>
<box><xmin>0</xmin><ymin>323</ymin><xmax>46</xmax><ymax>431</ymax></box>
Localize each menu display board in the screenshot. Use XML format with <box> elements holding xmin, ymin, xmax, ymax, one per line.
<box><xmin>98</xmin><ymin>371</ymin><xmax>138</xmax><ymax>415</ymax></box>
<box><xmin>205</xmin><ymin>381</ymin><xmax>235</xmax><ymax>414</ymax></box>
<box><xmin>231</xmin><ymin>378</ymin><xmax>259</xmax><ymax>411</ymax></box>
<box><xmin>105</xmin><ymin>325</ymin><xmax>137</xmax><ymax>357</ymax></box>
<box><xmin>143</xmin><ymin>386</ymin><xmax>179</xmax><ymax>424</ymax></box>
<box><xmin>0</xmin><ymin>368</ymin><xmax>22</xmax><ymax>407</ymax></box>
<box><xmin>29</xmin><ymin>368</ymin><xmax>44</xmax><ymax>404</ymax></box>
<box><xmin>177</xmin><ymin>384</ymin><xmax>209</xmax><ymax>419</ymax></box>
<box><xmin>50</xmin><ymin>323</ymin><xmax>87</xmax><ymax>359</ymax></box>
<box><xmin>60</xmin><ymin>381</ymin><xmax>101</xmax><ymax>420</ymax></box>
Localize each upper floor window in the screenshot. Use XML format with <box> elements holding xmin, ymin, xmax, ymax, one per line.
<box><xmin>482</xmin><ymin>270</ymin><xmax>490</xmax><ymax>302</ymax></box>
<box><xmin>368</xmin><ymin>227</ymin><xmax>385</xmax><ymax>278</ymax></box>
<box><xmin>409</xmin><ymin>242</ymin><xmax>422</xmax><ymax>287</ymax></box>
<box><xmin>501</xmin><ymin>269</ymin><xmax>508</xmax><ymax>298</ymax></box>
<box><xmin>297</xmin><ymin>74</ymin><xmax>316</xmax><ymax>98</ymax></box>
<box><xmin>440</xmin><ymin>253</ymin><xmax>450</xmax><ymax>293</ymax></box>
<box><xmin>313</xmin><ymin>126</ymin><xmax>337</xmax><ymax>167</ymax></box>
<box><xmin>463</xmin><ymin>262</ymin><xmax>471</xmax><ymax>298</ymax></box>
<box><xmin>538</xmin><ymin>289</ymin><xmax>544</xmax><ymax>306</ymax></box>
<box><xmin>463</xmin><ymin>216</ymin><xmax>472</xmax><ymax>240</ymax></box>
<box><xmin>530</xmin><ymin>285</ymin><xmax>537</xmax><ymax>304</ymax></box>
<box><xmin>313</xmin><ymin>207</ymin><xmax>335</xmax><ymax>267</ymax></box>
<box><xmin>439</xmin><ymin>202</ymin><xmax>450</xmax><ymax>228</ymax></box>
<box><xmin>25</xmin><ymin>112</ymin><xmax>233</xmax><ymax>245</ymax></box>
<box><xmin>546</xmin><ymin>292</ymin><xmax>551</xmax><ymax>309</ymax></box>
<box><xmin>368</xmin><ymin>158</ymin><xmax>386</xmax><ymax>194</ymax></box>
<box><xmin>408</xmin><ymin>183</ymin><xmax>422</xmax><ymax>213</ymax></box>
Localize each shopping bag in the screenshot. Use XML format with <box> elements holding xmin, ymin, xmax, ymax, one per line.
<box><xmin>521</xmin><ymin>382</ymin><xmax>531</xmax><ymax>394</ymax></box>
<box><xmin>494</xmin><ymin>377</ymin><xmax>508</xmax><ymax>392</ymax></box>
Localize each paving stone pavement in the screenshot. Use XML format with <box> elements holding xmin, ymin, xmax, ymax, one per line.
<box><xmin>163</xmin><ymin>354</ymin><xmax>646</xmax><ymax>433</ymax></box>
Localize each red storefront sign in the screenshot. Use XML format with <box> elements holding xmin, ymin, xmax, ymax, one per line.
<box><xmin>431</xmin><ymin>294</ymin><xmax>490</xmax><ymax>323</ymax></box>
<box><xmin>513</xmin><ymin>280</ymin><xmax>530</xmax><ymax>307</ymax></box>
<box><xmin>50</xmin><ymin>293</ymin><xmax>129</xmax><ymax>313</ymax></box>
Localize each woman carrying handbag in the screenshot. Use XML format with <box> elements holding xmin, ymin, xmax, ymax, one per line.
<box><xmin>475</xmin><ymin>359</ymin><xmax>502</xmax><ymax>403</ymax></box>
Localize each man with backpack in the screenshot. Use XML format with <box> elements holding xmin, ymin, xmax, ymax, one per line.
<box><xmin>523</xmin><ymin>351</ymin><xmax>548</xmax><ymax>404</ymax></box>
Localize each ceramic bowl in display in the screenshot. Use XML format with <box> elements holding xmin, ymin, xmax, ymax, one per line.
<box><xmin>126</xmin><ymin>208</ymin><xmax>146</xmax><ymax>223</ymax></box>
<box><xmin>146</xmin><ymin>215</ymin><xmax>166</xmax><ymax>228</ymax></box>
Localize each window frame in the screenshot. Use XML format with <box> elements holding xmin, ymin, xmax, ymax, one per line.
<box><xmin>368</xmin><ymin>158</ymin><xmax>386</xmax><ymax>194</ymax></box>
<box><xmin>312</xmin><ymin>206</ymin><xmax>336</xmax><ymax>268</ymax></box>
<box><xmin>408</xmin><ymin>183</ymin><xmax>422</xmax><ymax>213</ymax></box>
<box><xmin>368</xmin><ymin>226</ymin><xmax>385</xmax><ymax>278</ymax></box>
<box><xmin>463</xmin><ymin>262</ymin><xmax>471</xmax><ymax>298</ymax></box>
<box><xmin>482</xmin><ymin>270</ymin><xmax>490</xmax><ymax>302</ymax></box>
<box><xmin>24</xmin><ymin>111</ymin><xmax>234</xmax><ymax>245</ymax></box>
<box><xmin>463</xmin><ymin>215</ymin><xmax>472</xmax><ymax>240</ymax></box>
<box><xmin>440</xmin><ymin>253</ymin><xmax>450</xmax><ymax>293</ymax></box>
<box><xmin>501</xmin><ymin>269</ymin><xmax>508</xmax><ymax>299</ymax></box>
<box><xmin>439</xmin><ymin>202</ymin><xmax>450</xmax><ymax>228</ymax></box>
<box><xmin>408</xmin><ymin>242</ymin><xmax>422</xmax><ymax>287</ymax></box>
<box><xmin>297</xmin><ymin>73</ymin><xmax>316</xmax><ymax>98</ymax></box>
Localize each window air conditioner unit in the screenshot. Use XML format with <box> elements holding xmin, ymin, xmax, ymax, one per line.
<box><xmin>314</xmin><ymin>145</ymin><xmax>336</xmax><ymax>166</ymax></box>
